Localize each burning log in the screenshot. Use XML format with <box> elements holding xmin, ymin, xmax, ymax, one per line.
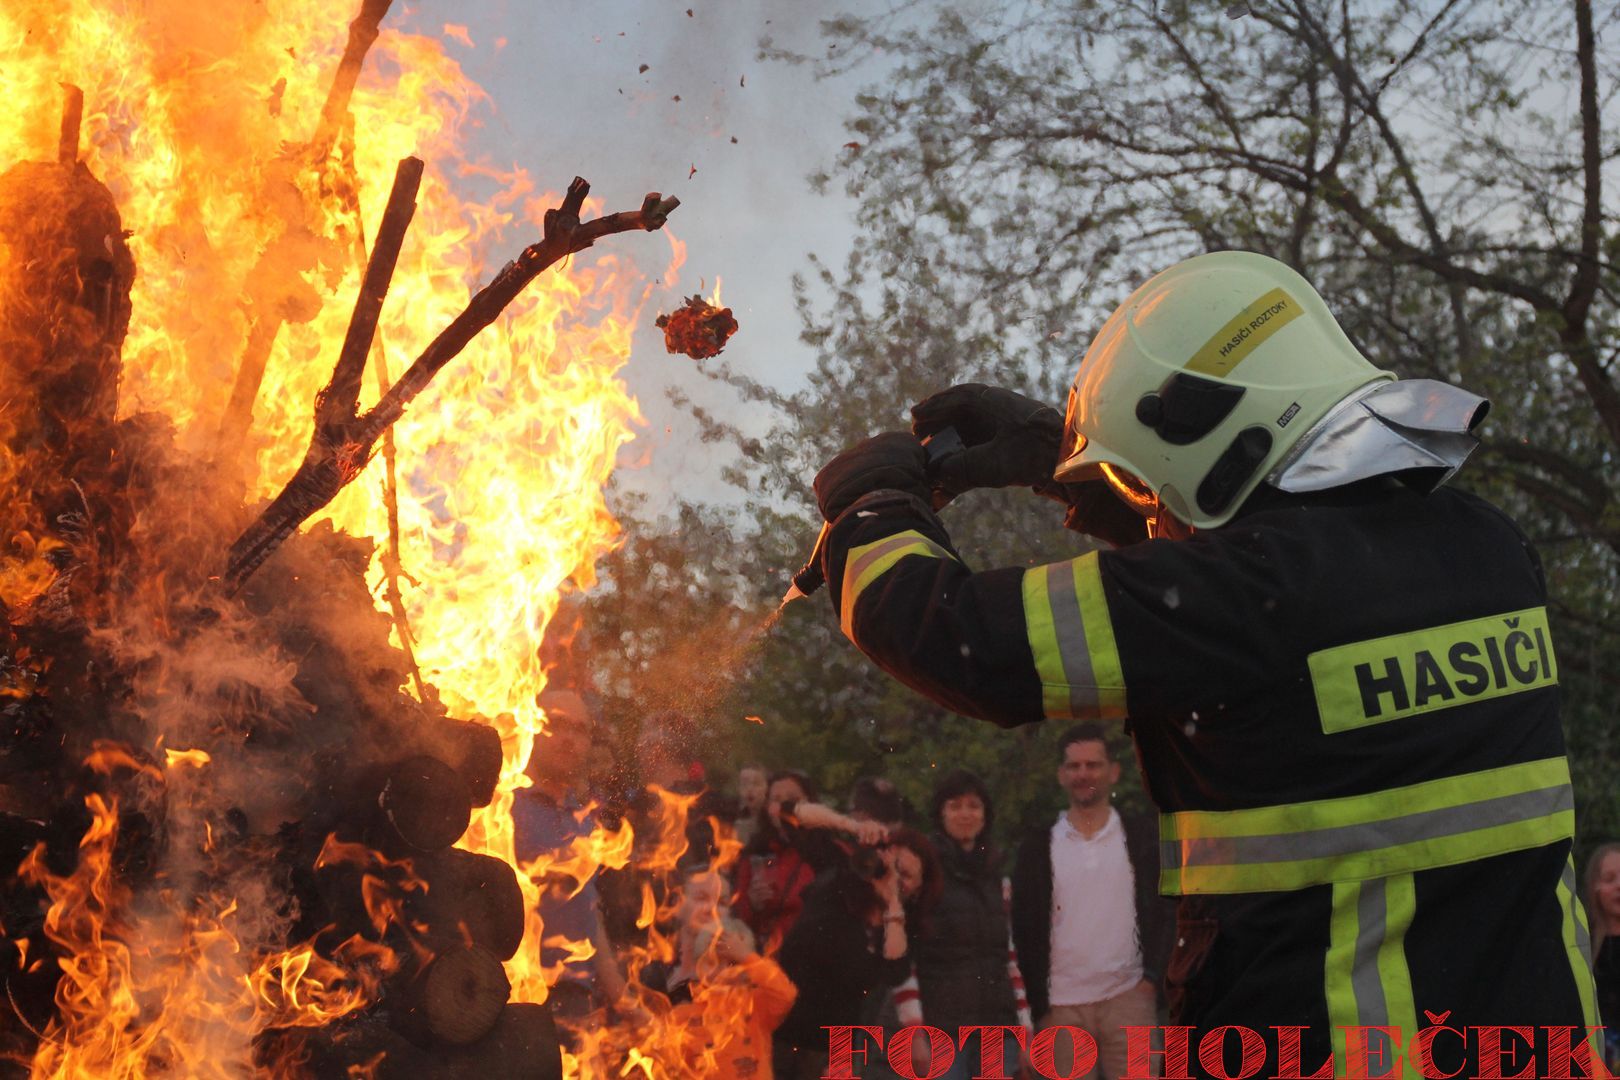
<box><xmin>58</xmin><ymin>85</ymin><xmax>83</xmax><ymax>166</ymax></box>
<box><xmin>222</xmin><ymin>175</ymin><xmax>680</xmax><ymax>593</ymax></box>
<box><xmin>394</xmin><ymin>942</ymin><xmax>510</xmax><ymax>1047</ymax></box>
<box><xmin>409</xmin><ymin>848</ymin><xmax>526</xmax><ymax>960</ymax></box>
<box><xmin>377</xmin><ymin>754</ymin><xmax>471</xmax><ymax>853</ymax></box>
<box><xmin>266</xmin><ymin>1002</ymin><xmax>561</xmax><ymax>1079</ymax></box>
<box><xmin>438</xmin><ymin>1003</ymin><xmax>563</xmax><ymax>1080</ymax></box>
<box><xmin>257</xmin><ymin>1015</ymin><xmax>430</xmax><ymax>1077</ymax></box>
<box><xmin>408</xmin><ymin>717</ymin><xmax>503</xmax><ymax>808</ymax></box>
<box><xmin>336</xmin><ymin>121</ymin><xmax>428</xmax><ymax>704</ymax></box>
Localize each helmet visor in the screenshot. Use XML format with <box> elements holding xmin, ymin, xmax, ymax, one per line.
<box><xmin>1099</xmin><ymin>462</ymin><xmax>1157</xmax><ymax>516</ymax></box>
<box><xmin>1099</xmin><ymin>462</ymin><xmax>1193</xmax><ymax>540</ymax></box>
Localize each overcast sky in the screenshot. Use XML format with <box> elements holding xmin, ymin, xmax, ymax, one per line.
<box><xmin>392</xmin><ymin>0</ymin><xmax>881</xmax><ymax>514</ymax></box>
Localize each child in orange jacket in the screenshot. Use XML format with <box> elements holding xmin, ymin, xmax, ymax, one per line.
<box><xmin>651</xmin><ymin>873</ymin><xmax>797</xmax><ymax>1080</ymax></box>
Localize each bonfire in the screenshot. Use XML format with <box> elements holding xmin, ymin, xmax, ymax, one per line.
<box><xmin>0</xmin><ymin>2</ymin><xmax>726</xmax><ymax>1077</ymax></box>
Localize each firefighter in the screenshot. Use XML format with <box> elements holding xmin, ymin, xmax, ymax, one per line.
<box><xmin>811</xmin><ymin>251</ymin><xmax>1598</xmax><ymax>1077</ymax></box>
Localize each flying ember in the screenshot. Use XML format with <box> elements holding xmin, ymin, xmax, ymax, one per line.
<box><xmin>655</xmin><ymin>294</ymin><xmax>739</xmax><ymax>361</ymax></box>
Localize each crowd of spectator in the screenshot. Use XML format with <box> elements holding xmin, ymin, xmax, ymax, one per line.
<box><xmin>514</xmin><ymin>692</ymin><xmax>1620</xmax><ymax>1079</ymax></box>
<box><xmin>514</xmin><ymin>693</ymin><xmax>1181</xmax><ymax>1079</ymax></box>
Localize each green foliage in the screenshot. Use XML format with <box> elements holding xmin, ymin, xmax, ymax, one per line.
<box><xmin>588</xmin><ymin>0</ymin><xmax>1620</xmax><ymax>853</ymax></box>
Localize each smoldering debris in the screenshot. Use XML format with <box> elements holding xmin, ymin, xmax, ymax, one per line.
<box><xmin>655</xmin><ymin>293</ymin><xmax>738</xmax><ymax>359</ymax></box>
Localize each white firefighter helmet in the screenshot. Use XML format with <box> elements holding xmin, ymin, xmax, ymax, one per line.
<box><xmin>1055</xmin><ymin>250</ymin><xmax>1486</xmax><ymax>531</ymax></box>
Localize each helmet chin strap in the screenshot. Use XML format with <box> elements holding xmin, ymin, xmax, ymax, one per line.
<box><xmin>1145</xmin><ymin>506</ymin><xmax>1195</xmax><ymax>541</ymax></box>
<box><xmin>1266</xmin><ymin>380</ymin><xmax>1488</xmax><ymax>496</ymax></box>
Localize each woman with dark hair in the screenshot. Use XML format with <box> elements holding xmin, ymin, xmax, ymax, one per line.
<box><xmin>732</xmin><ymin>769</ymin><xmax>821</xmax><ymax>951</ymax></box>
<box><xmin>911</xmin><ymin>770</ymin><xmax>1029</xmax><ymax>1080</ymax></box>
<box><xmin>775</xmin><ymin>823</ymin><xmax>943</xmax><ymax>1080</ymax></box>
<box><xmin>1583</xmin><ymin>842</ymin><xmax>1620</xmax><ymax>1071</ymax></box>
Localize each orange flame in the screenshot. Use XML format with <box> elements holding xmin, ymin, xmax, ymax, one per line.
<box><xmin>0</xmin><ymin>0</ymin><xmax>705</xmax><ymax>1073</ymax></box>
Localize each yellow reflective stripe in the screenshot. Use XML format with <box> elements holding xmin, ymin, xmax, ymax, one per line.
<box><xmin>1022</xmin><ymin>565</ymin><xmax>1073</xmax><ymax>719</ymax></box>
<box><xmin>1325</xmin><ymin>876</ymin><xmax>1420</xmax><ymax>1080</ymax></box>
<box><xmin>1020</xmin><ymin>553</ymin><xmax>1127</xmax><ymax>720</ymax></box>
<box><xmin>1163</xmin><ymin>811</ymin><xmax>1572</xmax><ymax>895</ymax></box>
<box><xmin>1186</xmin><ymin>287</ymin><xmax>1303</xmax><ymax>377</ymax></box>
<box><xmin>1074</xmin><ymin>554</ymin><xmax>1127</xmax><ymax>717</ymax></box>
<box><xmin>839</xmin><ymin>530</ymin><xmax>953</xmax><ymax>641</ymax></box>
<box><xmin>1558</xmin><ymin>855</ymin><xmax>1603</xmax><ymax>1049</ymax></box>
<box><xmin>1325</xmin><ymin>881</ymin><xmax>1361</xmax><ymax>1074</ymax></box>
<box><xmin>1162</xmin><ymin>757</ymin><xmax>1569</xmax><ymax>841</ymax></box>
<box><xmin>1160</xmin><ymin>758</ymin><xmax>1573</xmax><ymax>896</ymax></box>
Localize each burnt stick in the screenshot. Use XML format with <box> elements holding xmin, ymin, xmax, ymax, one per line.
<box><xmin>311</xmin><ymin>0</ymin><xmax>395</xmax><ymax>165</ymax></box>
<box><xmin>356</xmin><ymin>181</ymin><xmax>680</xmax><ymax>441</ymax></box>
<box><xmin>222</xmin><ymin>155</ymin><xmax>421</xmax><ymax>594</ymax></box>
<box><xmin>213</xmin><ymin>0</ymin><xmax>396</xmax><ymax>464</ymax></box>
<box><xmin>222</xmin><ymin>179</ymin><xmax>678</xmax><ymax>594</ymax></box>
<box><xmin>58</xmin><ymin>85</ymin><xmax>83</xmax><ymax>165</ymax></box>
<box><xmin>339</xmin><ymin>122</ymin><xmax>427</xmax><ymax>703</ymax></box>
<box><xmin>322</xmin><ymin>156</ymin><xmax>422</xmax><ymax>429</ymax></box>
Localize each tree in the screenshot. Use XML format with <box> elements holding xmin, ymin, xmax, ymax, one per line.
<box><xmin>592</xmin><ymin>0</ymin><xmax>1620</xmax><ymax>847</ymax></box>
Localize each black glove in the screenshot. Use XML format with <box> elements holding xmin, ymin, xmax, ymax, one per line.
<box><xmin>909</xmin><ymin>384</ymin><xmax>1064</xmax><ymax>501</ymax></box>
<box><xmin>813</xmin><ymin>432</ymin><xmax>930</xmax><ymax>522</ymax></box>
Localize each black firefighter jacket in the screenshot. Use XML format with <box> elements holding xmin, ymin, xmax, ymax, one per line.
<box><xmin>821</xmin><ymin>479</ymin><xmax>1598</xmax><ymax>1078</ymax></box>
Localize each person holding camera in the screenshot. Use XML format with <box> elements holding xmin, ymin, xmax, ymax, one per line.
<box><xmin>733</xmin><ymin>769</ymin><xmax>822</xmax><ymax>953</ymax></box>
<box><xmin>771</xmin><ymin>802</ymin><xmax>942</xmax><ymax>1080</ymax></box>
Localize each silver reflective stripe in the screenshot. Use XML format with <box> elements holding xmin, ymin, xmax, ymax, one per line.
<box><xmin>1353</xmin><ymin>881</ymin><xmax>1395</xmax><ymax>1063</ymax></box>
<box><xmin>847</xmin><ymin>533</ymin><xmax>932</xmax><ymax>585</ymax></box>
<box><xmin>1045</xmin><ymin>562</ymin><xmax>1097</xmax><ymax>718</ymax></box>
<box><xmin>1328</xmin><ymin>875</ymin><xmax>1417</xmax><ymax>1078</ymax></box>
<box><xmin>1162</xmin><ymin>783</ymin><xmax>1572</xmax><ymax>873</ymax></box>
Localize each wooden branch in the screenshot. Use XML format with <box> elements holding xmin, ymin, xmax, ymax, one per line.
<box><xmin>213</xmin><ymin>0</ymin><xmax>396</xmax><ymax>466</ymax></box>
<box><xmin>1484</xmin><ymin>438</ymin><xmax>1612</xmax><ymax>510</ymax></box>
<box><xmin>1290</xmin><ymin>0</ymin><xmax>1478</xmax><ymax>370</ymax></box>
<box><xmin>1565</xmin><ymin>0</ymin><xmax>1604</xmax><ymax>332</ymax></box>
<box><xmin>1549</xmin><ymin>1</ymin><xmax>1620</xmax><ymax>452</ymax></box>
<box><xmin>312</xmin><ymin>0</ymin><xmax>395</xmax><ymax>165</ymax></box>
<box><xmin>323</xmin><ymin>156</ymin><xmax>423</xmax><ymax>428</ymax></box>
<box><xmin>223</xmin><ymin>156</ymin><xmax>421</xmax><ymax>593</ymax></box>
<box><xmin>58</xmin><ymin>85</ymin><xmax>83</xmax><ymax>166</ymax></box>
<box><xmin>222</xmin><ymin>179</ymin><xmax>679</xmax><ymax>594</ymax></box>
<box><xmin>357</xmin><ymin>182</ymin><xmax>680</xmax><ymax>441</ymax></box>
<box><xmin>340</xmin><ymin>121</ymin><xmax>427</xmax><ymax>702</ymax></box>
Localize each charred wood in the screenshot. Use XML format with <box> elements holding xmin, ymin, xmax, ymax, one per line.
<box><xmin>223</xmin><ymin>179</ymin><xmax>679</xmax><ymax>593</ymax></box>
<box><xmin>392</xmin><ymin>942</ymin><xmax>510</xmax><ymax>1047</ymax></box>
<box><xmin>213</xmin><ymin>0</ymin><xmax>397</xmax><ymax>466</ymax></box>
<box><xmin>262</xmin><ymin>1002</ymin><xmax>561</xmax><ymax>1079</ymax></box>
<box><xmin>436</xmin><ymin>1003</ymin><xmax>563</xmax><ymax>1080</ymax></box>
<box><xmin>57</xmin><ymin>85</ymin><xmax>82</xmax><ymax>166</ymax></box>
<box><xmin>377</xmin><ymin>755</ymin><xmax>471</xmax><ymax>854</ymax></box>
<box><xmin>408</xmin><ymin>848</ymin><xmax>525</xmax><ymax>961</ymax></box>
<box><xmin>407</xmin><ymin>718</ymin><xmax>502</xmax><ymax>808</ymax></box>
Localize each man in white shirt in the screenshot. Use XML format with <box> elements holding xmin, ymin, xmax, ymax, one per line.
<box><xmin>1011</xmin><ymin>724</ymin><xmax>1175</xmax><ymax>1079</ymax></box>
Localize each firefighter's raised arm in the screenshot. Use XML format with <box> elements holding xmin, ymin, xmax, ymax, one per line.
<box><xmin>812</xmin><ymin>433</ymin><xmax>1125</xmax><ymax>728</ymax></box>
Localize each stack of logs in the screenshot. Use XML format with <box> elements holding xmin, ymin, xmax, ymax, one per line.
<box><xmin>0</xmin><ymin>23</ymin><xmax>676</xmax><ymax>1069</ymax></box>
<box><xmin>268</xmin><ymin>717</ymin><xmax>563</xmax><ymax>1079</ymax></box>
